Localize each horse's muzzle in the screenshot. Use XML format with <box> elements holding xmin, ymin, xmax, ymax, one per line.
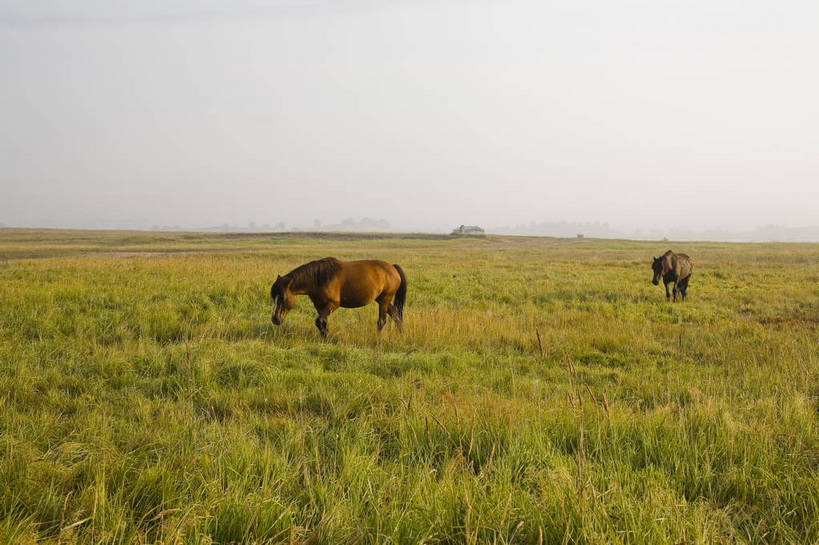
<box><xmin>652</xmin><ymin>279</ymin><xmax>659</xmax><ymax>286</ymax></box>
<box><xmin>272</xmin><ymin>315</ymin><xmax>282</xmax><ymax>326</ymax></box>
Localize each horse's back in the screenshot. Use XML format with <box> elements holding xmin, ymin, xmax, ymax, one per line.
<box><xmin>674</xmin><ymin>253</ymin><xmax>693</xmax><ymax>279</ymax></box>
<box><xmin>341</xmin><ymin>259</ymin><xmax>398</xmax><ymax>279</ymax></box>
<box><xmin>334</xmin><ymin>259</ymin><xmax>401</xmax><ymax>307</ymax></box>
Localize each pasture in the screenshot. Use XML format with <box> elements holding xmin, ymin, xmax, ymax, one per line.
<box><xmin>0</xmin><ymin>229</ymin><xmax>817</xmax><ymax>544</ymax></box>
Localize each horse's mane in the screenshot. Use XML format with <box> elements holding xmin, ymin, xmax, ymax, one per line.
<box><xmin>663</xmin><ymin>250</ymin><xmax>691</xmax><ymax>261</ymax></box>
<box><xmin>285</xmin><ymin>257</ymin><xmax>342</xmax><ymax>287</ymax></box>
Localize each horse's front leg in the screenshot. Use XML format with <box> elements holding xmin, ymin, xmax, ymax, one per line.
<box><xmin>313</xmin><ymin>299</ymin><xmax>338</xmax><ymax>340</ymax></box>
<box><xmin>664</xmin><ymin>280</ymin><xmax>671</xmax><ymax>301</ymax></box>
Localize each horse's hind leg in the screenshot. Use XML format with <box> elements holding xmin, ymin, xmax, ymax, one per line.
<box><xmin>680</xmin><ymin>277</ymin><xmax>689</xmax><ymax>301</ymax></box>
<box><xmin>387</xmin><ymin>305</ymin><xmax>403</xmax><ymax>332</ymax></box>
<box><xmin>376</xmin><ymin>295</ymin><xmax>392</xmax><ymax>332</ymax></box>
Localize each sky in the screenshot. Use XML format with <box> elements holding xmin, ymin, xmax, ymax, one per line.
<box><xmin>1</xmin><ymin>0</ymin><xmax>817</xmax><ymax>233</ymax></box>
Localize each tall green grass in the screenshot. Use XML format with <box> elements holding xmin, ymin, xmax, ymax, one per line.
<box><xmin>0</xmin><ymin>230</ymin><xmax>817</xmax><ymax>544</ymax></box>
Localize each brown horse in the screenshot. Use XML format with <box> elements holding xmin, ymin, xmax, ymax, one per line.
<box><xmin>651</xmin><ymin>250</ymin><xmax>693</xmax><ymax>302</ymax></box>
<box><xmin>271</xmin><ymin>257</ymin><xmax>406</xmax><ymax>338</ymax></box>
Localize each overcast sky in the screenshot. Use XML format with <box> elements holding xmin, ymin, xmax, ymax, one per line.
<box><xmin>1</xmin><ymin>0</ymin><xmax>817</xmax><ymax>232</ymax></box>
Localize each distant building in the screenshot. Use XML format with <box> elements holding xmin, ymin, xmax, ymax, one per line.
<box><xmin>452</xmin><ymin>225</ymin><xmax>485</xmax><ymax>235</ymax></box>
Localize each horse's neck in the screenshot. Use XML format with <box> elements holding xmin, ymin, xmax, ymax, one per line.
<box><xmin>287</xmin><ymin>274</ymin><xmax>312</xmax><ymax>295</ymax></box>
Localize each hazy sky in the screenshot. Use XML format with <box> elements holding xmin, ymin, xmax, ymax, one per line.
<box><xmin>1</xmin><ymin>0</ymin><xmax>817</xmax><ymax>232</ymax></box>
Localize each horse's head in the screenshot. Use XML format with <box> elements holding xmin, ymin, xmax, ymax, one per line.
<box><xmin>651</xmin><ymin>256</ymin><xmax>663</xmax><ymax>285</ymax></box>
<box><xmin>270</xmin><ymin>275</ymin><xmax>295</xmax><ymax>325</ymax></box>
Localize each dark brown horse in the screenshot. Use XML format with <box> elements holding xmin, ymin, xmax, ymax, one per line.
<box><xmin>271</xmin><ymin>257</ymin><xmax>406</xmax><ymax>338</ymax></box>
<box><xmin>652</xmin><ymin>250</ymin><xmax>693</xmax><ymax>302</ymax></box>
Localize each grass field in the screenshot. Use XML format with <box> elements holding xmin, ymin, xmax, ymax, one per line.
<box><xmin>0</xmin><ymin>228</ymin><xmax>817</xmax><ymax>544</ymax></box>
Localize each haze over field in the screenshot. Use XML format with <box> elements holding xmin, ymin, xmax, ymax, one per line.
<box><xmin>1</xmin><ymin>1</ymin><xmax>818</xmax><ymax>238</ymax></box>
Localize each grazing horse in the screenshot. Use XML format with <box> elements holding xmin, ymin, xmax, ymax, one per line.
<box><xmin>651</xmin><ymin>250</ymin><xmax>693</xmax><ymax>302</ymax></box>
<box><xmin>271</xmin><ymin>257</ymin><xmax>406</xmax><ymax>338</ymax></box>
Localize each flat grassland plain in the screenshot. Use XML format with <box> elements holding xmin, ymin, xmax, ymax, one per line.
<box><xmin>0</xmin><ymin>229</ymin><xmax>817</xmax><ymax>545</ymax></box>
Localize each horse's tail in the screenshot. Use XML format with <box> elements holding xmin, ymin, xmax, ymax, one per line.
<box><xmin>392</xmin><ymin>264</ymin><xmax>407</xmax><ymax>320</ymax></box>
